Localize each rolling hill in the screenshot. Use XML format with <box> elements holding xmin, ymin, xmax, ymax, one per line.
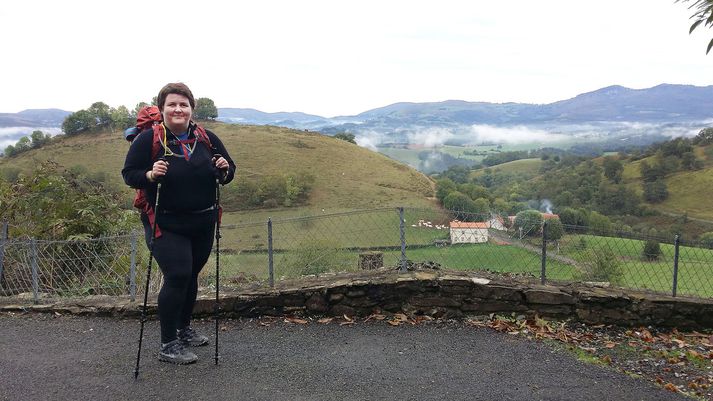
<box><xmin>0</xmin><ymin>122</ymin><xmax>437</xmax><ymax>223</ymax></box>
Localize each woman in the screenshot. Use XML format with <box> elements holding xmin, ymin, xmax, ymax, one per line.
<box><xmin>122</xmin><ymin>82</ymin><xmax>236</xmax><ymax>364</ymax></box>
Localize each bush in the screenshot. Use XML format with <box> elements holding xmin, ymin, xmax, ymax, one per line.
<box><xmin>583</xmin><ymin>247</ymin><xmax>623</xmax><ymax>283</ymax></box>
<box><xmin>284</xmin><ymin>241</ymin><xmax>350</xmax><ymax>276</ymax></box>
<box><xmin>514</xmin><ymin>210</ymin><xmax>543</xmax><ymax>237</ymax></box>
<box><xmin>700</xmin><ymin>232</ymin><xmax>713</xmax><ymax>249</ymax></box>
<box><xmin>642</xmin><ymin>240</ymin><xmax>662</xmax><ymax>261</ymax></box>
<box><xmin>545</xmin><ymin>218</ymin><xmax>564</xmax><ymax>241</ymax></box>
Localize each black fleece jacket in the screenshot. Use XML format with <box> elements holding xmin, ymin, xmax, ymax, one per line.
<box><xmin>122</xmin><ymin>125</ymin><xmax>236</xmax><ymax>213</ymax></box>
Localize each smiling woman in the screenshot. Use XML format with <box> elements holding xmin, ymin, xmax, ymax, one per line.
<box><xmin>122</xmin><ymin>82</ymin><xmax>237</xmax><ymax>366</ymax></box>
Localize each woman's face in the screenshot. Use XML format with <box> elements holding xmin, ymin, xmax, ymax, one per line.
<box><xmin>162</xmin><ymin>93</ymin><xmax>193</xmax><ymax>133</ymax></box>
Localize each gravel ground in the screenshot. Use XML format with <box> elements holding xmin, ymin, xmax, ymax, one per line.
<box><xmin>0</xmin><ymin>312</ymin><xmax>691</xmax><ymax>401</ymax></box>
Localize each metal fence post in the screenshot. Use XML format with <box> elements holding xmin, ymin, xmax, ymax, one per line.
<box><xmin>672</xmin><ymin>234</ymin><xmax>680</xmax><ymax>297</ymax></box>
<box><xmin>541</xmin><ymin>221</ymin><xmax>548</xmax><ymax>285</ymax></box>
<box><xmin>399</xmin><ymin>207</ymin><xmax>407</xmax><ymax>272</ymax></box>
<box><xmin>129</xmin><ymin>230</ymin><xmax>138</xmax><ymax>301</ymax></box>
<box><xmin>31</xmin><ymin>238</ymin><xmax>39</xmax><ymax>304</ymax></box>
<box><xmin>0</xmin><ymin>221</ymin><xmax>7</xmax><ymax>285</ymax></box>
<box><xmin>268</xmin><ymin>218</ymin><xmax>274</xmax><ymax>287</ymax></box>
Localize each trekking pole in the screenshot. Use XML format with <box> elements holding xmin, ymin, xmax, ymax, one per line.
<box><xmin>213</xmin><ymin>154</ymin><xmax>223</xmax><ymax>365</ymax></box>
<box><xmin>134</xmin><ymin>158</ymin><xmax>165</xmax><ymax>380</ymax></box>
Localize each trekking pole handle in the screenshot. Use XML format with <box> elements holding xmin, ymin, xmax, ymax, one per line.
<box><xmin>152</xmin><ymin>157</ymin><xmax>168</xmax><ymax>183</ymax></box>
<box><xmin>212</xmin><ymin>154</ymin><xmax>227</xmax><ymax>183</ymax></box>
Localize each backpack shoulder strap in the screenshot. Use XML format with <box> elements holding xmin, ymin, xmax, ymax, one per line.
<box><xmin>192</xmin><ymin>123</ymin><xmax>214</xmax><ymax>152</ymax></box>
<box><xmin>150</xmin><ymin>124</ymin><xmax>165</xmax><ymax>160</ymax></box>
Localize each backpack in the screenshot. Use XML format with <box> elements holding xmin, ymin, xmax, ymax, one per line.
<box><xmin>124</xmin><ymin>105</ymin><xmax>215</xmax><ymax>237</ymax></box>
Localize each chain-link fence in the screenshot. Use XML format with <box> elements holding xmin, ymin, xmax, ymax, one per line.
<box><xmin>1</xmin><ymin>208</ymin><xmax>712</xmax><ymax>302</ymax></box>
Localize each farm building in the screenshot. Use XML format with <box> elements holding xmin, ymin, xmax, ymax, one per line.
<box><xmin>449</xmin><ymin>221</ymin><xmax>489</xmax><ymax>244</ymax></box>
<box><xmin>488</xmin><ymin>215</ymin><xmax>507</xmax><ymax>231</ymax></box>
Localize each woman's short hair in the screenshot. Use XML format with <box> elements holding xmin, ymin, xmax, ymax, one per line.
<box><xmin>157</xmin><ymin>82</ymin><xmax>196</xmax><ymax>110</ymax></box>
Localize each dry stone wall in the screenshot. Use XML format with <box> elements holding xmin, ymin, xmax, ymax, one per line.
<box><xmin>3</xmin><ymin>270</ymin><xmax>713</xmax><ymax>330</ymax></box>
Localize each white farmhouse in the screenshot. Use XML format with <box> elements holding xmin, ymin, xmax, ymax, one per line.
<box><xmin>449</xmin><ymin>221</ymin><xmax>489</xmax><ymax>244</ymax></box>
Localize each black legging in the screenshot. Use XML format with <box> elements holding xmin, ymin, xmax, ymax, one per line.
<box><xmin>142</xmin><ymin>212</ymin><xmax>215</xmax><ymax>344</ymax></box>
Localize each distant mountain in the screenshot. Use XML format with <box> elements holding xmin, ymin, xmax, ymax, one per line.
<box><xmin>3</xmin><ymin>84</ymin><xmax>712</xmax><ymax>147</ymax></box>
<box><xmin>0</xmin><ymin>109</ymin><xmax>71</xmax><ymax>127</ymax></box>
<box><xmin>217</xmin><ymin>108</ymin><xmax>333</xmax><ymax>128</ymax></box>
<box><xmin>214</xmin><ymin>84</ymin><xmax>713</xmax><ymax>141</ymax></box>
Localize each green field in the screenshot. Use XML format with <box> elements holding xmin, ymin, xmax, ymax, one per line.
<box><xmin>196</xmin><ymin>214</ymin><xmax>713</xmax><ymax>298</ymax></box>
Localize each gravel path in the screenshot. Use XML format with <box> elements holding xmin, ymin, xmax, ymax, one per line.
<box><xmin>0</xmin><ymin>313</ymin><xmax>688</xmax><ymax>401</ymax></box>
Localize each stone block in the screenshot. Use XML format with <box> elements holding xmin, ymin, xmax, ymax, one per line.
<box><xmin>525</xmin><ymin>288</ymin><xmax>575</xmax><ymax>305</ymax></box>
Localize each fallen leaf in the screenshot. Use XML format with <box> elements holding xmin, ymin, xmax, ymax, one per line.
<box><xmin>284</xmin><ymin>317</ymin><xmax>308</xmax><ymax>325</ymax></box>
<box><xmin>388</xmin><ymin>320</ymin><xmax>401</xmax><ymax>326</ymax></box>
<box><xmin>317</xmin><ymin>317</ymin><xmax>333</xmax><ymax>324</ymax></box>
<box><xmin>604</xmin><ymin>342</ymin><xmax>617</xmax><ymax>349</ymax></box>
<box><xmin>601</xmin><ymin>355</ymin><xmax>612</xmax><ymax>364</ymax></box>
<box><xmin>364</xmin><ymin>314</ymin><xmax>386</xmax><ymax>322</ymax></box>
<box><xmin>663</xmin><ymin>383</ymin><xmax>678</xmax><ymax>392</ymax></box>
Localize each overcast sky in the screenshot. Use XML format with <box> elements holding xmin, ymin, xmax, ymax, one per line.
<box><xmin>1</xmin><ymin>0</ymin><xmax>712</xmax><ymax>117</ymax></box>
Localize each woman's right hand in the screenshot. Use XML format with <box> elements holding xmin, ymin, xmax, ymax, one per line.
<box><xmin>147</xmin><ymin>159</ymin><xmax>169</xmax><ymax>182</ymax></box>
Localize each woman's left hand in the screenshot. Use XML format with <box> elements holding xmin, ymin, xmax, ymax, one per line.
<box><xmin>213</xmin><ymin>156</ymin><xmax>229</xmax><ymax>170</ymax></box>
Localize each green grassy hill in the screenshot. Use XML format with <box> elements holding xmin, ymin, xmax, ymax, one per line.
<box><xmin>620</xmin><ymin>147</ymin><xmax>713</xmax><ymax>221</ymax></box>
<box><xmin>469</xmin><ymin>158</ymin><xmax>543</xmax><ymax>179</ymax></box>
<box><xmin>0</xmin><ymin>122</ymin><xmax>437</xmax><ymax>225</ymax></box>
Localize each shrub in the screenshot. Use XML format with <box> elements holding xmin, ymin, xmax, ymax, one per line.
<box><xmin>642</xmin><ymin>240</ymin><xmax>662</xmax><ymax>261</ymax></box>
<box><xmin>284</xmin><ymin>241</ymin><xmax>350</xmax><ymax>276</ymax></box>
<box><xmin>514</xmin><ymin>210</ymin><xmax>543</xmax><ymax>237</ymax></box>
<box><xmin>583</xmin><ymin>247</ymin><xmax>623</xmax><ymax>283</ymax></box>
<box><xmin>700</xmin><ymin>232</ymin><xmax>713</xmax><ymax>249</ymax></box>
<box><xmin>545</xmin><ymin>218</ymin><xmax>564</xmax><ymax>241</ymax></box>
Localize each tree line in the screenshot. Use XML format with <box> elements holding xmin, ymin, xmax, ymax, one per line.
<box><xmin>433</xmin><ymin>129</ymin><xmax>713</xmax><ymax>241</ymax></box>
<box><xmin>3</xmin><ymin>98</ymin><xmax>219</xmax><ymax>157</ymax></box>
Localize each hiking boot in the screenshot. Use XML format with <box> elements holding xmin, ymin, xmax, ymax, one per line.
<box><xmin>158</xmin><ymin>339</ymin><xmax>198</xmax><ymax>364</ymax></box>
<box><xmin>178</xmin><ymin>326</ymin><xmax>209</xmax><ymax>347</ymax></box>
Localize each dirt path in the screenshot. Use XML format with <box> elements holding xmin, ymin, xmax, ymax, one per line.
<box><xmin>0</xmin><ymin>313</ymin><xmax>688</xmax><ymax>401</ymax></box>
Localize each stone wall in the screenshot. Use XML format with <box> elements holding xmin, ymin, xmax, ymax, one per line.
<box><xmin>191</xmin><ymin>270</ymin><xmax>713</xmax><ymax>331</ymax></box>
<box><xmin>3</xmin><ymin>270</ymin><xmax>713</xmax><ymax>330</ymax></box>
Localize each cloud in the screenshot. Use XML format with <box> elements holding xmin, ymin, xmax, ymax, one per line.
<box><xmin>406</xmin><ymin>127</ymin><xmax>455</xmax><ymax>147</ymax></box>
<box><xmin>467</xmin><ymin>124</ymin><xmax>570</xmax><ymax>144</ymax></box>
<box><xmin>355</xmin><ymin>131</ymin><xmax>382</xmax><ymax>151</ymax></box>
<box><xmin>0</xmin><ymin>127</ymin><xmax>62</xmax><ymax>152</ymax></box>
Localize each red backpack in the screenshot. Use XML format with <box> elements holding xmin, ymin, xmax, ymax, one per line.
<box><xmin>125</xmin><ymin>106</ymin><xmax>214</xmax><ymax>236</ymax></box>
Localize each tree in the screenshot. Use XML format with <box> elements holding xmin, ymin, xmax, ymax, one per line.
<box><xmin>88</xmin><ymin>101</ymin><xmax>112</xmax><ymax>127</ymax></box>
<box><xmin>558</xmin><ymin>207</ymin><xmax>586</xmax><ymax>227</ymax></box>
<box><xmin>30</xmin><ymin>130</ymin><xmax>51</xmax><ymax>148</ymax></box>
<box><xmin>3</xmin><ymin>144</ymin><xmax>15</xmax><ymax>157</ymax></box>
<box><xmin>677</xmin><ymin>0</ymin><xmax>713</xmax><ymax>54</ymax></box>
<box><xmin>642</xmin><ymin>240</ymin><xmax>662</xmax><ymax>261</ymax></box>
<box><xmin>110</xmin><ymin>105</ymin><xmax>133</xmax><ymax>132</ymax></box>
<box><xmin>443</xmin><ymin>192</ymin><xmax>480</xmax><ymax>221</ymax></box>
<box><xmin>333</xmin><ymin>133</ymin><xmax>356</xmax><ymax>144</ymax></box>
<box><xmin>587</xmin><ymin>211</ymin><xmax>612</xmax><ymax>233</ymax></box>
<box><xmin>546</xmin><ymin>217</ymin><xmax>564</xmax><ymax>241</ymax></box>
<box><xmin>435</xmin><ymin>178</ymin><xmax>457</xmax><ymax>203</ymax></box>
<box><xmin>643</xmin><ymin>179</ymin><xmax>669</xmax><ymax>203</ymax></box>
<box><xmin>458</xmin><ymin>183</ymin><xmax>489</xmax><ymax>201</ymax></box>
<box><xmin>514</xmin><ymin>209</ymin><xmax>543</xmax><ymax>237</ymax></box>
<box><xmin>693</xmin><ymin>127</ymin><xmax>713</xmax><ymax>145</ymax></box>
<box><xmin>194</xmin><ymin>97</ymin><xmax>218</xmax><ymax>120</ymax></box>
<box><xmin>602</xmin><ymin>157</ymin><xmax>623</xmax><ymax>183</ymax></box>
<box><xmin>62</xmin><ymin>110</ymin><xmax>95</xmax><ymax>135</ymax></box>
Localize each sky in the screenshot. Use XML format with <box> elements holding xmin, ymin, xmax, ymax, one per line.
<box><xmin>1</xmin><ymin>0</ymin><xmax>712</xmax><ymax>118</ymax></box>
